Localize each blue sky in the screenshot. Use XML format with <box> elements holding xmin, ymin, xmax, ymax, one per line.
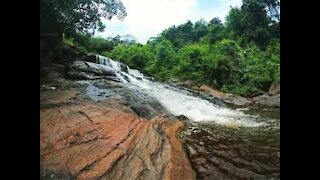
<box><xmin>96</xmin><ymin>0</ymin><xmax>242</xmax><ymax>44</ymax></box>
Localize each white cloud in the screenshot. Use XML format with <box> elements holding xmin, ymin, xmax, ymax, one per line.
<box><xmin>97</xmin><ymin>0</ymin><xmax>242</xmax><ymax>43</ymax></box>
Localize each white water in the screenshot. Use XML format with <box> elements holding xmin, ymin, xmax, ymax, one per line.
<box><xmin>96</xmin><ymin>55</ymin><xmax>122</xmax><ymax>71</ymax></box>
<box><xmin>89</xmin><ymin>55</ymin><xmax>264</xmax><ymax>127</ymax></box>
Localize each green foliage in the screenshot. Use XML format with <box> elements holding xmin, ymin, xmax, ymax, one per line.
<box><xmin>108</xmin><ymin>44</ymin><xmax>155</xmax><ymax>71</ymax></box>
<box><xmin>73</xmin><ymin>35</ymin><xmax>115</xmax><ymax>54</ymax></box>
<box><xmin>40</xmin><ymin>0</ymin><xmax>127</xmax><ymax>38</ymax></box>
<box><xmin>175</xmin><ymin>44</ymin><xmax>209</xmax><ymax>82</ymax></box>
<box><xmin>225</xmin><ymin>0</ymin><xmax>280</xmax><ymax>48</ymax></box>
<box><xmin>53</xmin><ymin>0</ymin><xmax>280</xmax><ymax>97</ymax></box>
<box><xmin>221</xmin><ymin>41</ymin><xmax>280</xmax><ymax>96</ymax></box>
<box><xmin>201</xmin><ymin>18</ymin><xmax>225</xmax><ymax>44</ymax></box>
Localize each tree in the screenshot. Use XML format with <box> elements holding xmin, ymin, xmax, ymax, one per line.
<box><xmin>154</xmin><ymin>39</ymin><xmax>176</xmax><ymax>69</ymax></box>
<box><xmin>108</xmin><ymin>44</ymin><xmax>154</xmax><ymax>71</ymax></box>
<box><xmin>40</xmin><ymin>0</ymin><xmax>127</xmax><ymax>39</ymax></box>
<box><xmin>209</xmin><ymin>17</ymin><xmax>222</xmax><ymax>27</ymax></box>
<box><xmin>225</xmin><ymin>0</ymin><xmax>280</xmax><ymax>48</ymax></box>
<box><xmin>193</xmin><ymin>19</ymin><xmax>208</xmax><ymax>42</ymax></box>
<box><xmin>201</xmin><ymin>17</ymin><xmax>225</xmax><ymax>44</ymax></box>
<box><xmin>176</xmin><ymin>44</ymin><xmax>209</xmax><ymax>82</ymax></box>
<box><xmin>161</xmin><ymin>20</ymin><xmax>194</xmax><ymax>49</ymax></box>
<box><xmin>73</xmin><ymin>35</ymin><xmax>116</xmax><ymax>54</ymax></box>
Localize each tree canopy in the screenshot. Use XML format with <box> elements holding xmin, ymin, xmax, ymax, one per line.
<box><xmin>40</xmin><ymin>0</ymin><xmax>127</xmax><ymax>39</ymax></box>
<box><xmin>51</xmin><ymin>0</ymin><xmax>280</xmax><ymax>97</ymax></box>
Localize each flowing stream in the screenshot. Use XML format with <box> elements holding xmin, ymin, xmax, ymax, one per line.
<box><xmin>81</xmin><ymin>55</ymin><xmax>280</xmax><ymax>179</ymax></box>
<box><xmin>90</xmin><ymin>55</ymin><xmax>265</xmax><ymax>127</ymax></box>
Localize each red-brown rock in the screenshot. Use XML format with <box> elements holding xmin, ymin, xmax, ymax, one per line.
<box><xmin>40</xmin><ymin>89</ymin><xmax>195</xmax><ymax>179</ymax></box>
<box><xmin>199</xmin><ymin>84</ymin><xmax>251</xmax><ymax>106</ymax></box>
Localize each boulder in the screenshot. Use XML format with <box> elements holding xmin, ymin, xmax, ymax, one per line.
<box><xmin>268</xmin><ymin>80</ymin><xmax>280</xmax><ymax>95</ymax></box>
<box><xmin>67</xmin><ymin>61</ymin><xmax>116</xmax><ymax>77</ymax></box>
<box><xmin>224</xmin><ymin>94</ymin><xmax>251</xmax><ymax>106</ymax></box>
<box><xmin>252</xmin><ymin>93</ymin><xmax>270</xmax><ymax>102</ymax></box>
<box><xmin>270</xmin><ymin>94</ymin><xmax>280</xmax><ymax>107</ymax></box>
<box><xmin>199</xmin><ymin>85</ymin><xmax>251</xmax><ymax>106</ymax></box>
<box><xmin>252</xmin><ymin>94</ymin><xmax>280</xmax><ymax>107</ymax></box>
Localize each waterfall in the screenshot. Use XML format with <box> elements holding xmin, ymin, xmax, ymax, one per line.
<box><xmin>86</xmin><ymin>55</ymin><xmax>263</xmax><ymax>127</ymax></box>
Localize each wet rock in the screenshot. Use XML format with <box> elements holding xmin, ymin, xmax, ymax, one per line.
<box><xmin>252</xmin><ymin>94</ymin><xmax>280</xmax><ymax>107</ymax></box>
<box><xmin>171</xmin><ymin>80</ymin><xmax>194</xmax><ymax>88</ymax></box>
<box><xmin>187</xmin><ymin>146</ymin><xmax>198</xmax><ymax>156</ymax></box>
<box><xmin>177</xmin><ymin>115</ymin><xmax>191</xmax><ymax>122</ymax></box>
<box><xmin>67</xmin><ymin>60</ymin><xmax>116</xmax><ymax>77</ymax></box>
<box><xmin>118</xmin><ymin>90</ymin><xmax>166</xmax><ymax>120</ymax></box>
<box><xmin>66</xmin><ymin>70</ymin><xmax>104</xmax><ymax>80</ymax></box>
<box><xmin>130</xmin><ymin>103</ymin><xmax>159</xmax><ymax>120</ymax></box>
<box><xmin>224</xmin><ymin>94</ymin><xmax>251</xmax><ymax>106</ymax></box>
<box><xmin>119</xmin><ymin>62</ymin><xmax>129</xmax><ymax>72</ymax></box>
<box><xmin>80</xmin><ymin>82</ymin><xmax>116</xmax><ymax>102</ymax></box>
<box><xmin>181</xmin><ymin>121</ymin><xmax>280</xmax><ymax>180</ymax></box>
<box><xmin>252</xmin><ymin>93</ymin><xmax>269</xmax><ymax>102</ymax></box>
<box><xmin>267</xmin><ymin>94</ymin><xmax>280</xmax><ymax>107</ymax></box>
<box><xmin>199</xmin><ymin>85</ymin><xmax>251</xmax><ymax>106</ymax></box>
<box><xmin>200</xmin><ymin>85</ymin><xmax>227</xmax><ymax>99</ymax></box>
<box><xmin>194</xmin><ymin>157</ymin><xmax>207</xmax><ymax>165</ymax></box>
<box><xmin>197</xmin><ymin>166</ymin><xmax>207</xmax><ymax>174</ymax></box>
<box><xmin>197</xmin><ymin>146</ymin><xmax>208</xmax><ymax>154</ymax></box>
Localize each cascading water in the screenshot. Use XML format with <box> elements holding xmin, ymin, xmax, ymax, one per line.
<box><xmin>78</xmin><ymin>55</ymin><xmax>279</xmax><ymax>179</ymax></box>
<box><xmin>88</xmin><ymin>55</ymin><xmax>263</xmax><ymax>128</ymax></box>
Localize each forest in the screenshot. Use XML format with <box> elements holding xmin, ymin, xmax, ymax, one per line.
<box><xmin>41</xmin><ymin>0</ymin><xmax>280</xmax><ymax>96</ymax></box>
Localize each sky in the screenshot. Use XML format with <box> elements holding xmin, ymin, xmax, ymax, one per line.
<box><xmin>96</xmin><ymin>0</ymin><xmax>243</xmax><ymax>44</ymax></box>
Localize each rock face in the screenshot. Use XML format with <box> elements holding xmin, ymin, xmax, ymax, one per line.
<box><xmin>180</xmin><ymin>121</ymin><xmax>280</xmax><ymax>179</ymax></box>
<box><xmin>40</xmin><ymin>88</ymin><xmax>195</xmax><ymax>180</ymax></box>
<box><xmin>196</xmin><ymin>84</ymin><xmax>280</xmax><ymax>108</ymax></box>
<box><xmin>199</xmin><ymin>85</ymin><xmax>251</xmax><ymax>106</ymax></box>
<box><xmin>252</xmin><ymin>94</ymin><xmax>280</xmax><ymax>107</ymax></box>
<box><xmin>41</xmin><ymin>60</ymin><xmax>280</xmax><ymax>179</ymax></box>
<box><xmin>67</xmin><ymin>60</ymin><xmax>116</xmax><ymax>77</ymax></box>
<box><xmin>268</xmin><ymin>80</ymin><xmax>280</xmax><ymax>96</ymax></box>
<box><xmin>249</xmin><ymin>80</ymin><xmax>280</xmax><ymax>107</ymax></box>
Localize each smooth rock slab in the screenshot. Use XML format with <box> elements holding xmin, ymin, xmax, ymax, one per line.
<box><xmin>40</xmin><ymin>90</ymin><xmax>195</xmax><ymax>180</ymax></box>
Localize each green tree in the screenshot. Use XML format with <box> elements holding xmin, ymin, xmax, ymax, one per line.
<box><xmin>193</xmin><ymin>19</ymin><xmax>208</xmax><ymax>42</ymax></box>
<box><xmin>201</xmin><ymin>17</ymin><xmax>225</xmax><ymax>44</ymax></box>
<box><xmin>176</xmin><ymin>44</ymin><xmax>209</xmax><ymax>82</ymax></box>
<box><xmin>225</xmin><ymin>0</ymin><xmax>280</xmax><ymax>48</ymax></box>
<box><xmin>144</xmin><ymin>38</ymin><xmax>176</xmax><ymax>80</ymax></box>
<box><xmin>108</xmin><ymin>44</ymin><xmax>155</xmax><ymax>71</ymax></box>
<box><xmin>40</xmin><ymin>0</ymin><xmax>127</xmax><ymax>39</ymax></box>
<box><xmin>161</xmin><ymin>20</ymin><xmax>194</xmax><ymax>49</ymax></box>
